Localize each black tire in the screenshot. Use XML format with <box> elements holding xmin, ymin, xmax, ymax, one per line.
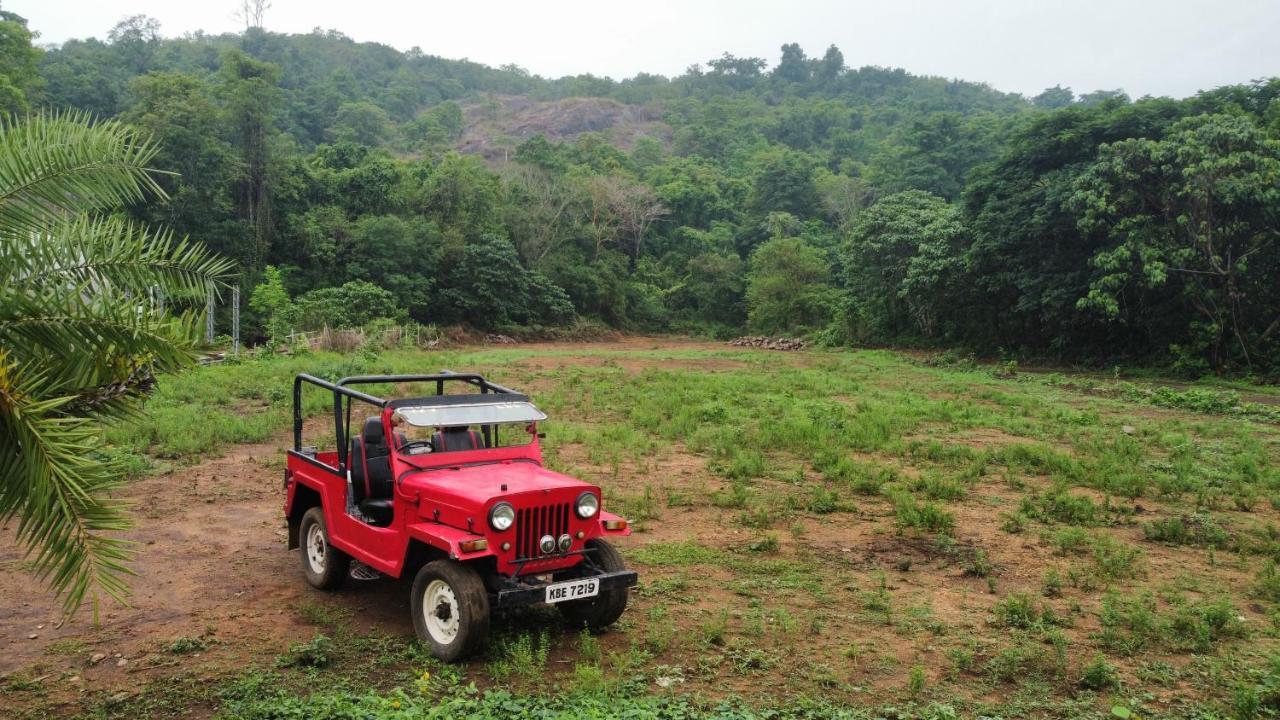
<box><xmin>557</xmin><ymin>538</ymin><xmax>629</xmax><ymax>632</ymax></box>
<box><xmin>299</xmin><ymin>507</ymin><xmax>350</xmax><ymax>590</ymax></box>
<box><xmin>411</xmin><ymin>560</ymin><xmax>490</xmax><ymax>662</ymax></box>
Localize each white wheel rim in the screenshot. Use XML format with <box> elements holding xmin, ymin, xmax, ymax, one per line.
<box><xmin>306</xmin><ymin>523</ymin><xmax>326</xmax><ymax>574</ymax></box>
<box><xmin>423</xmin><ymin>579</ymin><xmax>460</xmax><ymax>644</ymax></box>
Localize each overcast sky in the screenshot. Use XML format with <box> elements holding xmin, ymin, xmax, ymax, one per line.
<box><xmin>7</xmin><ymin>0</ymin><xmax>1278</xmax><ymax>99</ymax></box>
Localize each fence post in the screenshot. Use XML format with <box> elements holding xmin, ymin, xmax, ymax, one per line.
<box><xmin>205</xmin><ymin>289</ymin><xmax>215</xmax><ymax>344</ymax></box>
<box><xmin>232</xmin><ymin>286</ymin><xmax>241</xmax><ymax>355</ymax></box>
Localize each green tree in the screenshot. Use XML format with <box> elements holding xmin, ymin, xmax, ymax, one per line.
<box><xmin>745</xmin><ymin>237</ymin><xmax>836</xmax><ymax>334</ymax></box>
<box><xmin>0</xmin><ymin>113</ymin><xmax>231</xmax><ymax>614</ymax></box>
<box><xmin>329</xmin><ymin>101</ymin><xmax>392</xmax><ymax>145</ymax></box>
<box><xmin>845</xmin><ymin>191</ymin><xmax>968</xmax><ymax>339</ymax></box>
<box><xmin>249</xmin><ymin>265</ymin><xmax>294</xmax><ymax>340</ymax></box>
<box><xmin>962</xmin><ymin>96</ymin><xmax>1183</xmax><ymax>355</ymax></box>
<box><xmin>1072</xmin><ymin>114</ymin><xmax>1280</xmax><ymax>370</ymax></box>
<box><xmin>1033</xmin><ymin>85</ymin><xmax>1074</xmax><ymax>109</ymax></box>
<box><xmin>218</xmin><ymin>50</ymin><xmax>282</xmax><ymax>269</ymax></box>
<box><xmin>0</xmin><ymin>9</ymin><xmax>42</xmax><ymax>113</ymax></box>
<box><xmin>293</xmin><ymin>281</ymin><xmax>403</xmax><ymax>329</ymax></box>
<box><xmin>814</xmin><ymin>45</ymin><xmax>844</xmax><ymax>86</ymax></box>
<box><xmin>439</xmin><ymin>234</ymin><xmax>573</xmax><ymax>327</ymax></box>
<box><xmin>121</xmin><ymin>72</ymin><xmax>242</xmax><ymax>263</ymax></box>
<box><xmin>106</xmin><ymin>15</ymin><xmax>161</xmax><ymax>74</ymax></box>
<box><xmin>773</xmin><ymin>43</ymin><xmax>810</xmax><ymax>86</ymax></box>
<box><xmin>747</xmin><ymin>148</ymin><xmax>821</xmax><ymax>249</ymax></box>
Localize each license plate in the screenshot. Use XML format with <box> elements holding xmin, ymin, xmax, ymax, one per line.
<box><xmin>545</xmin><ymin>577</ymin><xmax>599</xmax><ymax>604</ymax></box>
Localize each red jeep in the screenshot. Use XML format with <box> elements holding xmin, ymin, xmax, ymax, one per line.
<box><xmin>284</xmin><ymin>371</ymin><xmax>635</xmax><ymax>660</ymax></box>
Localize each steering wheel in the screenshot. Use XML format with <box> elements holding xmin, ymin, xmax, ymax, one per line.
<box><xmin>399</xmin><ymin>439</ymin><xmax>434</xmax><ymax>455</ymax></box>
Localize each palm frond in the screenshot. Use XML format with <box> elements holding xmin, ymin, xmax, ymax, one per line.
<box><xmin>0</xmin><ymin>357</ymin><xmax>133</xmax><ymax>617</ymax></box>
<box><xmin>0</xmin><ymin>294</ymin><xmax>206</xmax><ymax>409</ymax></box>
<box><xmin>0</xmin><ymin>111</ymin><xmax>167</xmax><ymax>236</ymax></box>
<box><xmin>0</xmin><ymin>112</ymin><xmax>233</xmax><ymax>617</ymax></box>
<box><xmin>0</xmin><ymin>215</ymin><xmax>235</xmax><ymax>301</ymax></box>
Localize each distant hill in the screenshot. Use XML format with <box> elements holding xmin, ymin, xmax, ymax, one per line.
<box><xmin>37</xmin><ymin>26</ymin><xmax>1031</xmax><ymax>156</ymax></box>
<box><xmin>457</xmin><ymin>96</ymin><xmax>670</xmax><ymax>161</ymax></box>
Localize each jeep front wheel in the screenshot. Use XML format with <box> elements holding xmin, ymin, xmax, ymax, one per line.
<box><xmin>411</xmin><ymin>560</ymin><xmax>490</xmax><ymax>661</ymax></box>
<box><xmin>299</xmin><ymin>507</ymin><xmax>350</xmax><ymax>590</ymax></box>
<box><xmin>557</xmin><ymin>538</ymin><xmax>628</xmax><ymax>631</ymax></box>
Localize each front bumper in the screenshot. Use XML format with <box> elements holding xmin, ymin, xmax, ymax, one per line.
<box><xmin>492</xmin><ymin>569</ymin><xmax>638</xmax><ymax>608</ymax></box>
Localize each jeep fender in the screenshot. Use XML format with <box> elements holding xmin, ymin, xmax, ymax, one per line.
<box><xmin>407</xmin><ymin>522</ymin><xmax>494</xmax><ymax>561</ymax></box>
<box><xmin>598</xmin><ymin>510</ymin><xmax>632</xmax><ymax>536</ymax></box>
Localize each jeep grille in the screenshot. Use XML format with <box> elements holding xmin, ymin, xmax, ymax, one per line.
<box><xmin>515</xmin><ymin>503</ymin><xmax>571</xmax><ymax>559</ymax></box>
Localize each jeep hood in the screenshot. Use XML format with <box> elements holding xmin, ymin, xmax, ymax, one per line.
<box><xmin>402</xmin><ymin>460</ymin><xmax>592</xmax><ymax>510</ymax></box>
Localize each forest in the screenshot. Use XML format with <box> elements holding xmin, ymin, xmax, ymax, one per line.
<box><xmin>3</xmin><ymin>10</ymin><xmax>1279</xmax><ymax>373</ymax></box>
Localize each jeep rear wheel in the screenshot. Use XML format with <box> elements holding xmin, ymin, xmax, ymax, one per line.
<box><xmin>557</xmin><ymin>538</ymin><xmax>628</xmax><ymax>632</ymax></box>
<box><xmin>411</xmin><ymin>560</ymin><xmax>489</xmax><ymax>662</ymax></box>
<box><xmin>299</xmin><ymin>507</ymin><xmax>350</xmax><ymax>590</ymax></box>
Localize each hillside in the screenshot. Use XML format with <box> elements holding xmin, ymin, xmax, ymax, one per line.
<box><xmin>457</xmin><ymin>96</ymin><xmax>670</xmax><ymax>161</ymax></box>
<box><xmin>3</xmin><ymin>12</ymin><xmax>1278</xmax><ymax>373</ymax></box>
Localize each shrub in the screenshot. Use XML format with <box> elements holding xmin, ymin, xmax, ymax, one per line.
<box><xmin>992</xmin><ymin>593</ymin><xmax>1042</xmax><ymax>629</ymax></box>
<box><xmin>1021</xmin><ymin>490</ymin><xmax>1099</xmax><ymax>526</ymax></box>
<box><xmin>806</xmin><ymin>487</ymin><xmax>840</xmax><ymax>514</ymax></box>
<box><xmin>278</xmin><ymin>634</ymin><xmax>334</xmax><ymax>668</ymax></box>
<box><xmin>1142</xmin><ymin>513</ymin><xmax>1230</xmax><ymax>548</ymax></box>
<box><xmin>893</xmin><ymin>494</ymin><xmax>955</xmax><ymax>535</ymax></box>
<box><xmin>1256</xmin><ymin>561</ymin><xmax>1280</xmax><ymax>602</ymax></box>
<box><xmin>1079</xmin><ymin>653</ymin><xmax>1120</xmax><ymax>690</ymax></box>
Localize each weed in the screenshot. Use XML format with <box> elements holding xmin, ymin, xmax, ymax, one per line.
<box><xmin>1048</xmin><ymin>526</ymin><xmax>1092</xmax><ymax>555</ymax></box>
<box><xmin>1257</xmin><ymin>561</ymin><xmax>1280</xmax><ymax>602</ymax></box>
<box><xmin>745</xmin><ymin>534</ymin><xmax>780</xmax><ymax>553</ymax></box>
<box><xmin>737</xmin><ymin>504</ymin><xmax>779</xmax><ymax>529</ymax></box>
<box><xmin>578</xmin><ymin>629</ymin><xmax>601</xmax><ymax>664</ymax></box>
<box><xmin>992</xmin><ymin>593</ymin><xmax>1043</xmax><ymax>629</ymax></box>
<box><xmin>701</xmin><ymin>609</ymin><xmax>729</xmax><ymax>647</ymax></box>
<box><xmin>908</xmin><ymin>664</ymin><xmax>927</xmax><ymax>695</ymax></box>
<box><xmin>946</xmin><ymin>646</ymin><xmax>975</xmax><ymax>675</ymax></box>
<box><xmin>1043</xmin><ymin>568</ymin><xmax>1064</xmax><ymax>597</ymax></box>
<box><xmin>1079</xmin><ymin>653</ymin><xmax>1121</xmax><ymax>690</ymax></box>
<box><xmin>297</xmin><ymin>598</ymin><xmax>348</xmax><ymax>627</ymax></box>
<box><xmin>984</xmin><ymin>639</ymin><xmax>1066</xmax><ymax>683</ymax></box>
<box><xmin>43</xmin><ymin>639</ymin><xmax>87</xmax><ymax>656</ymax></box>
<box><xmin>892</xmin><ymin>492</ymin><xmax>955</xmax><ymax>535</ymax></box>
<box><xmin>711</xmin><ymin>480</ymin><xmax>751</xmax><ymax>508</ymax></box>
<box><xmin>725</xmin><ymin>647</ymin><xmax>777</xmax><ymax>674</ymax></box>
<box><xmin>615</xmin><ymin>485</ymin><xmax>661</xmax><ymax>522</ymax></box>
<box><xmin>862</xmin><ymin>573</ymin><xmax>893</xmax><ymax>623</ymax></box>
<box><xmin>1090</xmin><ymin>535</ymin><xmax>1143</xmax><ymax>582</ymax></box>
<box><xmin>1142</xmin><ymin>513</ymin><xmax>1230</xmax><ymax>548</ymax></box>
<box><xmin>487</xmin><ymin>630</ymin><xmax>550</xmax><ymax>680</ymax></box>
<box><xmin>963</xmin><ymin>549</ymin><xmax>994</xmax><ymax>578</ymax></box>
<box><xmin>277</xmin><ymin>634</ymin><xmax>334</xmax><ymax>668</ymax></box>
<box><xmin>166</xmin><ymin>636</ymin><xmax>210</xmax><ymax>654</ymax></box>
<box><xmin>1099</xmin><ymin>592</ymin><xmax>1245</xmax><ymax>655</ymax></box>
<box><xmin>1000</xmin><ymin>512</ymin><xmax>1028</xmax><ymax>534</ymax></box>
<box><xmin>1021</xmin><ymin>490</ymin><xmax>1100</xmax><ymax>526</ymax></box>
<box><xmin>806</xmin><ymin>486</ymin><xmax>841</xmax><ymax>514</ymax></box>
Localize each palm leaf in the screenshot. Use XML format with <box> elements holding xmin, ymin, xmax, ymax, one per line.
<box><xmin>0</xmin><ymin>359</ymin><xmax>134</xmax><ymax>617</ymax></box>
<box><xmin>0</xmin><ymin>113</ymin><xmax>233</xmax><ymax>616</ymax></box>
<box><xmin>0</xmin><ymin>215</ymin><xmax>234</xmax><ymax>302</ymax></box>
<box><xmin>0</xmin><ymin>111</ymin><xmax>167</xmax><ymax>236</ymax></box>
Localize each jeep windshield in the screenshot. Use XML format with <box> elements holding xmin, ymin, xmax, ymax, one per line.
<box><xmin>393</xmin><ymin>400</ymin><xmax>547</xmax><ymax>428</ymax></box>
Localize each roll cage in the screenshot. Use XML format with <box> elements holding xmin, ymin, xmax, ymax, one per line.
<box><xmin>292</xmin><ymin>370</ymin><xmax>523</xmax><ymax>473</ymax></box>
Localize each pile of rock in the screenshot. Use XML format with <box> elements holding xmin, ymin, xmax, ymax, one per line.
<box><xmin>729</xmin><ymin>336</ymin><xmax>808</xmax><ymax>351</ymax></box>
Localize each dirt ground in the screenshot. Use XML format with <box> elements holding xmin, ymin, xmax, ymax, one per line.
<box><xmin>2</xmin><ymin>338</ymin><xmax>1275</xmax><ymax>716</ymax></box>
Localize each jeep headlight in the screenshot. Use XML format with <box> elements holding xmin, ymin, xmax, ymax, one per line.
<box><xmin>489</xmin><ymin>502</ymin><xmax>515</xmax><ymax>531</ymax></box>
<box><xmin>575</xmin><ymin>491</ymin><xmax>599</xmax><ymax>519</ymax></box>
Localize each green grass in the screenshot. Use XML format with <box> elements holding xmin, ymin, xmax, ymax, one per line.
<box><xmin>44</xmin><ymin>341</ymin><xmax>1280</xmax><ymax>720</ymax></box>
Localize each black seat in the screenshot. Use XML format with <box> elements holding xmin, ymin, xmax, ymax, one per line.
<box><xmin>431</xmin><ymin>427</ymin><xmax>483</xmax><ymax>452</ymax></box>
<box><xmin>350</xmin><ymin>416</ymin><xmax>395</xmax><ymax>526</ymax></box>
